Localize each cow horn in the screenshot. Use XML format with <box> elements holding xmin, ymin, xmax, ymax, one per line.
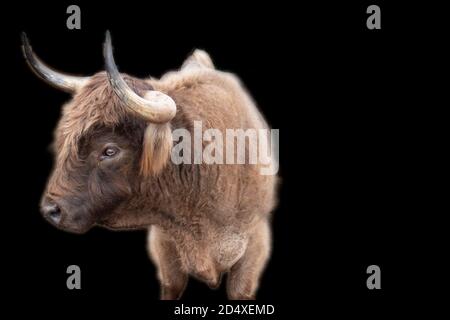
<box><xmin>103</xmin><ymin>31</ymin><xmax>176</xmax><ymax>123</ymax></box>
<box><xmin>21</xmin><ymin>32</ymin><xmax>88</xmax><ymax>93</ymax></box>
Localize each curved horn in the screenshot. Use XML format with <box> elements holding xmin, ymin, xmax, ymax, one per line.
<box><xmin>103</xmin><ymin>31</ymin><xmax>176</xmax><ymax>123</ymax></box>
<box><xmin>21</xmin><ymin>32</ymin><xmax>88</xmax><ymax>93</ymax></box>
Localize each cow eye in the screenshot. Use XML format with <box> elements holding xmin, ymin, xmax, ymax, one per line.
<box><xmin>101</xmin><ymin>146</ymin><xmax>119</xmax><ymax>159</ymax></box>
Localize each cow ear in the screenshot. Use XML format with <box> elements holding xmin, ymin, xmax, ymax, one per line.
<box><xmin>140</xmin><ymin>123</ymin><xmax>173</xmax><ymax>177</ymax></box>
<box><xmin>181</xmin><ymin>49</ymin><xmax>215</xmax><ymax>70</ymax></box>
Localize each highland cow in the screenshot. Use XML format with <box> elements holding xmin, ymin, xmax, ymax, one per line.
<box><xmin>22</xmin><ymin>31</ymin><xmax>278</xmax><ymax>300</ymax></box>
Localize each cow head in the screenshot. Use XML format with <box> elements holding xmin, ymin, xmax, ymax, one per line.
<box><xmin>22</xmin><ymin>32</ymin><xmax>175</xmax><ymax>233</ymax></box>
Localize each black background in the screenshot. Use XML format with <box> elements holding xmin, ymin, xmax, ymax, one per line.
<box><xmin>1</xmin><ymin>0</ymin><xmax>444</xmax><ymax>318</ymax></box>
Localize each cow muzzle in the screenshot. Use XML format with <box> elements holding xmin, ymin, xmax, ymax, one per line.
<box><xmin>42</xmin><ymin>202</ymin><xmax>62</xmax><ymax>224</ymax></box>
<box><xmin>41</xmin><ymin>197</ymin><xmax>94</xmax><ymax>234</ymax></box>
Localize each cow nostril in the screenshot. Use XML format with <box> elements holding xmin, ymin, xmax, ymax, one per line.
<box><xmin>47</xmin><ymin>205</ymin><xmax>62</xmax><ymax>224</ymax></box>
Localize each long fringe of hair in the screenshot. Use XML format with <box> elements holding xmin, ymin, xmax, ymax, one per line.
<box><xmin>140</xmin><ymin>123</ymin><xmax>173</xmax><ymax>177</ymax></box>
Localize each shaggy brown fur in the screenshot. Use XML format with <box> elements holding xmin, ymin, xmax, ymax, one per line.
<box><xmin>39</xmin><ymin>50</ymin><xmax>278</xmax><ymax>299</ymax></box>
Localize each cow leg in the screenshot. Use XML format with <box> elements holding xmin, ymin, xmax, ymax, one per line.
<box><xmin>148</xmin><ymin>226</ymin><xmax>188</xmax><ymax>300</ymax></box>
<box><xmin>226</xmin><ymin>219</ymin><xmax>271</xmax><ymax>300</ymax></box>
